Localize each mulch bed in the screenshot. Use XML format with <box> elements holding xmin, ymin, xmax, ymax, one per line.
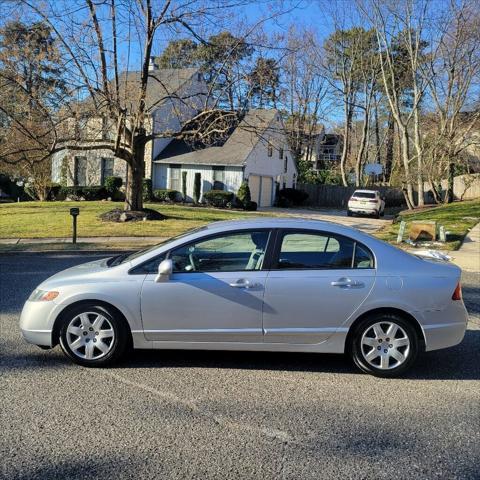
<box><xmin>99</xmin><ymin>208</ymin><xmax>166</xmax><ymax>222</ymax></box>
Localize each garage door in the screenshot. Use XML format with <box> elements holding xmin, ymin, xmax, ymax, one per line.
<box><xmin>249</xmin><ymin>175</ymin><xmax>261</xmax><ymax>205</ymax></box>
<box><xmin>260</xmin><ymin>177</ymin><xmax>273</xmax><ymax>207</ymax></box>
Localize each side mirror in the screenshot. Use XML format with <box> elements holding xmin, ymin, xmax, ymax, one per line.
<box><xmin>155</xmin><ymin>259</ymin><xmax>173</xmax><ymax>283</ymax></box>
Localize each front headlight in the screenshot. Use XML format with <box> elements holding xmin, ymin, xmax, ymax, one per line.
<box><xmin>29</xmin><ymin>289</ymin><xmax>59</xmax><ymax>302</ymax></box>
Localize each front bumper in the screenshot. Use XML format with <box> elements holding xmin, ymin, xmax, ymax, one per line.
<box><xmin>19</xmin><ymin>300</ymin><xmax>64</xmax><ymax>347</ymax></box>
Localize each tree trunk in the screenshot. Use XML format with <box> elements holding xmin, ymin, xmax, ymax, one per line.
<box><xmin>384</xmin><ymin>113</ymin><xmax>394</xmax><ymax>184</ymax></box>
<box><xmin>445</xmin><ymin>162</ymin><xmax>455</xmax><ymax>204</ymax></box>
<box><xmin>413</xmin><ymin>110</ymin><xmax>425</xmax><ymax>207</ymax></box>
<box><xmin>355</xmin><ymin>109</ymin><xmax>369</xmax><ymax>188</ymax></box>
<box><xmin>340</xmin><ymin>104</ymin><xmax>353</xmax><ymax>187</ymax></box>
<box><xmin>124</xmin><ymin>132</ymin><xmax>145</xmax><ymax>211</ymax></box>
<box><xmin>399</xmin><ymin>126</ymin><xmax>415</xmax><ymax>209</ymax></box>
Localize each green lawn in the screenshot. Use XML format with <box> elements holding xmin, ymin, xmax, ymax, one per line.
<box><xmin>0</xmin><ymin>201</ymin><xmax>270</xmax><ymax>239</ymax></box>
<box><xmin>375</xmin><ymin>199</ymin><xmax>480</xmax><ymax>250</ymax></box>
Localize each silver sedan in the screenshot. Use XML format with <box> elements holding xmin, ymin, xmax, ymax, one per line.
<box><xmin>20</xmin><ymin>218</ymin><xmax>468</xmax><ymax>377</ymax></box>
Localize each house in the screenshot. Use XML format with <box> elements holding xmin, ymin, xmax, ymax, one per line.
<box><xmin>152</xmin><ymin>109</ymin><xmax>298</xmax><ymax>207</ymax></box>
<box><xmin>51</xmin><ymin>61</ymin><xmax>208</xmax><ymax>187</ymax></box>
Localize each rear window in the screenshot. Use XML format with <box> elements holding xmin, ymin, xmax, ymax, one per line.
<box><xmin>353</xmin><ymin>191</ymin><xmax>376</xmax><ymax>199</ymax></box>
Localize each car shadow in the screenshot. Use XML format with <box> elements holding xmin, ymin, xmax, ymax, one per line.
<box><xmin>111</xmin><ymin>327</ymin><xmax>480</xmax><ymax>381</ymax></box>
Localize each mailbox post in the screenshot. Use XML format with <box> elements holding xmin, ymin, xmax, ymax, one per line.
<box><xmin>70</xmin><ymin>208</ymin><xmax>79</xmax><ymax>244</ymax></box>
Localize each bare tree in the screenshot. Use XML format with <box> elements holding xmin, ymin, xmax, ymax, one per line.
<box><xmin>12</xmin><ymin>0</ymin><xmax>286</xmax><ymax>211</ymax></box>
<box><xmin>423</xmin><ymin>0</ymin><xmax>480</xmax><ymax>202</ymax></box>
<box><xmin>361</xmin><ymin>0</ymin><xmax>430</xmax><ymax>208</ymax></box>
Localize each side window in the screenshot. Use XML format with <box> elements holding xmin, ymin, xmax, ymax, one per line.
<box><xmin>170</xmin><ymin>231</ymin><xmax>270</xmax><ymax>273</ymax></box>
<box><xmin>276</xmin><ymin>232</ymin><xmax>355</xmax><ymax>269</ymax></box>
<box><xmin>354</xmin><ymin>243</ymin><xmax>374</xmax><ymax>269</ymax></box>
<box><xmin>129</xmin><ymin>254</ymin><xmax>166</xmax><ymax>274</ymax></box>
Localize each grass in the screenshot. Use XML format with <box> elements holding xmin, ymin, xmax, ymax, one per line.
<box><xmin>375</xmin><ymin>199</ymin><xmax>480</xmax><ymax>250</ymax></box>
<box><xmin>0</xmin><ymin>201</ymin><xmax>271</xmax><ymax>239</ymax></box>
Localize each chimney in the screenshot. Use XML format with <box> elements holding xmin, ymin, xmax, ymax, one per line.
<box><xmin>148</xmin><ymin>56</ymin><xmax>159</xmax><ymax>71</ymax></box>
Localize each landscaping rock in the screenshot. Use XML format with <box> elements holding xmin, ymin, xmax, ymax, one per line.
<box><xmin>99</xmin><ymin>208</ymin><xmax>166</xmax><ymax>223</ymax></box>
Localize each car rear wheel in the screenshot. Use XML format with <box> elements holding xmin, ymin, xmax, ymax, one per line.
<box><xmin>347</xmin><ymin>210</ymin><xmax>353</xmax><ymax>217</ymax></box>
<box><xmin>350</xmin><ymin>313</ymin><xmax>419</xmax><ymax>377</ymax></box>
<box><xmin>59</xmin><ymin>304</ymin><xmax>129</xmax><ymax>367</ymax></box>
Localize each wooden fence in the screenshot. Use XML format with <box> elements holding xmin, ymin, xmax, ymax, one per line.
<box><xmin>297</xmin><ymin>183</ymin><xmax>406</xmax><ymax>208</ymax></box>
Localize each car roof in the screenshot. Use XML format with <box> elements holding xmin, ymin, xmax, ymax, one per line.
<box><xmin>353</xmin><ymin>189</ymin><xmax>378</xmax><ymax>193</ymax></box>
<box><xmin>205</xmin><ymin>217</ymin><xmax>366</xmax><ymax>237</ymax></box>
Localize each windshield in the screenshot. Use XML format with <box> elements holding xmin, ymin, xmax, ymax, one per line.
<box><xmin>353</xmin><ymin>191</ymin><xmax>376</xmax><ymax>199</ymax></box>
<box><xmin>107</xmin><ymin>226</ymin><xmax>208</xmax><ymax>267</ymax></box>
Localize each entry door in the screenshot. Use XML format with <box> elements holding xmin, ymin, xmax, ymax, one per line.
<box><xmin>141</xmin><ymin>230</ymin><xmax>272</xmax><ymax>343</ymax></box>
<box><xmin>263</xmin><ymin>230</ymin><xmax>376</xmax><ymax>344</ymax></box>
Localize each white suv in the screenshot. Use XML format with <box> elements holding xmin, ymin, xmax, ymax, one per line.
<box><xmin>347</xmin><ymin>190</ymin><xmax>385</xmax><ymax>218</ymax></box>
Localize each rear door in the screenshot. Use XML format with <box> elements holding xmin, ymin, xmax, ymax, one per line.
<box><xmin>263</xmin><ymin>229</ymin><xmax>376</xmax><ymax>344</ymax></box>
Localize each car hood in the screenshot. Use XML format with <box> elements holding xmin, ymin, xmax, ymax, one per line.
<box><xmin>37</xmin><ymin>258</ymin><xmax>112</xmax><ymax>290</ymax></box>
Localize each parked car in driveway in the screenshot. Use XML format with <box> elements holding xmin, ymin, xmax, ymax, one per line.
<box><xmin>347</xmin><ymin>189</ymin><xmax>385</xmax><ymax>218</ymax></box>
<box><xmin>20</xmin><ymin>218</ymin><xmax>468</xmax><ymax>377</ymax></box>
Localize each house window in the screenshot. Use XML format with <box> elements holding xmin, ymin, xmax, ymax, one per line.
<box><xmin>284</xmin><ymin>156</ymin><xmax>288</xmax><ymax>173</ymax></box>
<box><xmin>101</xmin><ymin>157</ymin><xmax>114</xmax><ymax>185</ymax></box>
<box><xmin>268</xmin><ymin>143</ymin><xmax>273</xmax><ymax>157</ymax></box>
<box><xmin>279</xmin><ymin>148</ymin><xmax>284</xmax><ymax>160</ymax></box>
<box><xmin>73</xmin><ymin>156</ymin><xmax>87</xmax><ymax>186</ymax></box>
<box><xmin>213</xmin><ymin>166</ymin><xmax>225</xmax><ymax>190</ymax></box>
<box><xmin>169</xmin><ymin>164</ymin><xmax>181</xmax><ymax>191</ymax></box>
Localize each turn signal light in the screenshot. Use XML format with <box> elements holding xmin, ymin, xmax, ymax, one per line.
<box><xmin>40</xmin><ymin>291</ymin><xmax>59</xmax><ymax>302</ymax></box>
<box><xmin>452</xmin><ymin>283</ymin><xmax>462</xmax><ymax>301</ymax></box>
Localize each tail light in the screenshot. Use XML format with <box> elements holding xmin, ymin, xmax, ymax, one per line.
<box><xmin>452</xmin><ymin>282</ymin><xmax>462</xmax><ymax>301</ymax></box>
<box><xmin>367</xmin><ymin>200</ymin><xmax>377</xmax><ymax>203</ymax></box>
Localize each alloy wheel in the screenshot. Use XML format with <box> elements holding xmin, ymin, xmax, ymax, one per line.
<box><xmin>65</xmin><ymin>312</ymin><xmax>115</xmax><ymax>360</ymax></box>
<box><xmin>360</xmin><ymin>321</ymin><xmax>410</xmax><ymax>370</ymax></box>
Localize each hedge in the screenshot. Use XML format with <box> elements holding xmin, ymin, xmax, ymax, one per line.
<box><xmin>203</xmin><ymin>190</ymin><xmax>234</xmax><ymax>208</ymax></box>
<box><xmin>277</xmin><ymin>188</ymin><xmax>309</xmax><ymax>207</ymax></box>
<box><xmin>59</xmin><ymin>185</ymin><xmax>108</xmax><ymax>201</ymax></box>
<box><xmin>153</xmin><ymin>189</ymin><xmax>181</xmax><ymax>202</ymax></box>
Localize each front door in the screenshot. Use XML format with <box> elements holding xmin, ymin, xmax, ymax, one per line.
<box><xmin>263</xmin><ymin>230</ymin><xmax>376</xmax><ymax>344</ymax></box>
<box><xmin>141</xmin><ymin>229</ymin><xmax>272</xmax><ymax>343</ymax></box>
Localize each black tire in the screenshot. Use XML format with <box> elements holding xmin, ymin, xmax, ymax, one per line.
<box><xmin>373</xmin><ymin>210</ymin><xmax>380</xmax><ymax>219</ymax></box>
<box><xmin>347</xmin><ymin>210</ymin><xmax>353</xmax><ymax>217</ymax></box>
<box><xmin>59</xmin><ymin>303</ymin><xmax>129</xmax><ymax>367</ymax></box>
<box><xmin>380</xmin><ymin>208</ymin><xmax>385</xmax><ymax>217</ymax></box>
<box><xmin>349</xmin><ymin>313</ymin><xmax>419</xmax><ymax>378</ymax></box>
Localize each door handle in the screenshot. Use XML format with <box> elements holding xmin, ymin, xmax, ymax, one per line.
<box><xmin>229</xmin><ymin>279</ymin><xmax>260</xmax><ymax>289</ymax></box>
<box><xmin>331</xmin><ymin>278</ymin><xmax>365</xmax><ymax>288</ymax></box>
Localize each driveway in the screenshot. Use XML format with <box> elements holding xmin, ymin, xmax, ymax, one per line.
<box><xmin>260</xmin><ymin>207</ymin><xmax>393</xmax><ymax>233</ymax></box>
<box><xmin>1</xmin><ymin>253</ymin><xmax>479</xmax><ymax>479</ymax></box>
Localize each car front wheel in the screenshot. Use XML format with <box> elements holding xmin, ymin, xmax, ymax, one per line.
<box><xmin>350</xmin><ymin>313</ymin><xmax>419</xmax><ymax>377</ymax></box>
<box><xmin>59</xmin><ymin>304</ymin><xmax>129</xmax><ymax>367</ymax></box>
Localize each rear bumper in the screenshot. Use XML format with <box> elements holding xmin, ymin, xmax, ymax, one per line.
<box><xmin>348</xmin><ymin>206</ymin><xmax>378</xmax><ymax>214</ymax></box>
<box><xmin>421</xmin><ymin>302</ymin><xmax>469</xmax><ymax>351</ymax></box>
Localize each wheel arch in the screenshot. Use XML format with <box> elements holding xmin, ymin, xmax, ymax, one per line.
<box><xmin>345</xmin><ymin>307</ymin><xmax>426</xmax><ymax>353</ymax></box>
<box><xmin>52</xmin><ymin>299</ymin><xmax>133</xmax><ymax>348</ymax></box>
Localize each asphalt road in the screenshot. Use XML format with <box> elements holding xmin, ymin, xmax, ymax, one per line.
<box><xmin>1</xmin><ymin>253</ymin><xmax>479</xmax><ymax>480</ymax></box>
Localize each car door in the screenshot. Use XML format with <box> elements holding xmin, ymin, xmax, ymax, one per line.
<box><xmin>140</xmin><ymin>229</ymin><xmax>272</xmax><ymax>343</ymax></box>
<box><xmin>263</xmin><ymin>229</ymin><xmax>376</xmax><ymax>344</ymax></box>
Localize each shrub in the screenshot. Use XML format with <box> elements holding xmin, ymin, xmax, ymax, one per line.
<box><xmin>277</xmin><ymin>188</ymin><xmax>309</xmax><ymax>207</ymax></box>
<box><xmin>237</xmin><ymin>181</ymin><xmax>251</xmax><ymax>208</ymax></box>
<box><xmin>194</xmin><ymin>172</ymin><xmax>201</xmax><ymax>203</ymax></box>
<box><xmin>245</xmin><ymin>200</ymin><xmax>257</xmax><ymax>211</ymax></box>
<box><xmin>142</xmin><ymin>178</ymin><xmax>153</xmax><ymax>201</ymax></box>
<box><xmin>153</xmin><ymin>189</ymin><xmax>180</xmax><ymax>202</ymax></box>
<box><xmin>203</xmin><ymin>190</ymin><xmax>234</xmax><ymax>208</ymax></box>
<box><xmin>104</xmin><ymin>176</ymin><xmax>122</xmax><ymax>195</ymax></box>
<box><xmin>59</xmin><ymin>186</ymin><xmax>108</xmax><ymax>201</ymax></box>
